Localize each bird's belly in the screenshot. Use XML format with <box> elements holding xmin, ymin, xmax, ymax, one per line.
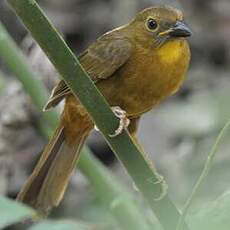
<box><xmin>98</xmin><ymin>70</ymin><xmax>183</xmax><ymax>117</ymax></box>
<box><xmin>110</xmin><ymin>73</ymin><xmax>184</xmax><ymax>117</ymax></box>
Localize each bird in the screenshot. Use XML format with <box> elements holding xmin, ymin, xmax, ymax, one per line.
<box><xmin>17</xmin><ymin>5</ymin><xmax>192</xmax><ymax>216</ymax></box>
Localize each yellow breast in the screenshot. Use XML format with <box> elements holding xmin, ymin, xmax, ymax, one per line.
<box><xmin>157</xmin><ymin>39</ymin><xmax>188</xmax><ymax>64</ymax></box>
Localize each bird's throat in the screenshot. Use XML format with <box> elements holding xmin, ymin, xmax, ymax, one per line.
<box><xmin>157</xmin><ymin>39</ymin><xmax>188</xmax><ymax>64</ymax></box>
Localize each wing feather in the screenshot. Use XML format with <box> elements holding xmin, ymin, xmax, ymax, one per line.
<box><xmin>43</xmin><ymin>34</ymin><xmax>132</xmax><ymax>111</ymax></box>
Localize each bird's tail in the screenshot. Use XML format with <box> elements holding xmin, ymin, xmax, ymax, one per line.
<box><xmin>17</xmin><ymin>103</ymin><xmax>93</xmax><ymax>216</ymax></box>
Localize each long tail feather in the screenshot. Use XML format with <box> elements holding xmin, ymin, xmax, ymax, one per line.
<box><xmin>17</xmin><ymin>122</ymin><xmax>90</xmax><ymax>216</ymax></box>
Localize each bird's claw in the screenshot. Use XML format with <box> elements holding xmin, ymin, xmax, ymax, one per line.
<box><xmin>109</xmin><ymin>106</ymin><xmax>130</xmax><ymax>137</ymax></box>
<box><xmin>94</xmin><ymin>125</ymin><xmax>99</xmax><ymax>132</ymax></box>
<box><xmin>94</xmin><ymin>106</ymin><xmax>130</xmax><ymax>137</ymax></box>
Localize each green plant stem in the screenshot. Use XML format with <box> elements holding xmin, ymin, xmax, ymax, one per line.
<box><xmin>79</xmin><ymin>147</ymin><xmax>152</xmax><ymax>230</ymax></box>
<box><xmin>6</xmin><ymin>1</ymin><xmax>189</xmax><ymax>229</ymax></box>
<box><xmin>0</xmin><ymin>23</ymin><xmax>57</xmax><ymax>130</ymax></box>
<box><xmin>0</xmin><ymin>21</ymin><xmax>151</xmax><ymax>230</ymax></box>
<box><xmin>176</xmin><ymin>119</ymin><xmax>230</xmax><ymax>230</ymax></box>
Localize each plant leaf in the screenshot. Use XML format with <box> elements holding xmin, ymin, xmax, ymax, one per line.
<box><xmin>0</xmin><ymin>196</ymin><xmax>34</xmax><ymax>228</ymax></box>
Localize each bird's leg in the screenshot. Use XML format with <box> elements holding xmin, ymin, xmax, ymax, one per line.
<box><xmin>94</xmin><ymin>106</ymin><xmax>130</xmax><ymax>137</ymax></box>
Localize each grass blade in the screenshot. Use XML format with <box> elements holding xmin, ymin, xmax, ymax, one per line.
<box><xmin>0</xmin><ymin>196</ymin><xmax>34</xmax><ymax>228</ymax></box>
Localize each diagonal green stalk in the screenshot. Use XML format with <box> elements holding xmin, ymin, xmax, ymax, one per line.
<box><xmin>176</xmin><ymin>118</ymin><xmax>230</xmax><ymax>230</ymax></box>
<box><xmin>6</xmin><ymin>1</ymin><xmax>190</xmax><ymax>229</ymax></box>
<box><xmin>0</xmin><ymin>21</ymin><xmax>151</xmax><ymax>230</ymax></box>
<box><xmin>79</xmin><ymin>147</ymin><xmax>153</xmax><ymax>230</ymax></box>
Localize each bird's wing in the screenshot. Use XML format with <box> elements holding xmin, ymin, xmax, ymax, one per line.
<box><xmin>44</xmin><ymin>36</ymin><xmax>132</xmax><ymax>111</ymax></box>
<box><xmin>80</xmin><ymin>36</ymin><xmax>132</xmax><ymax>81</ymax></box>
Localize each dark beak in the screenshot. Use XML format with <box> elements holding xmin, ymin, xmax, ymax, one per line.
<box><xmin>169</xmin><ymin>21</ymin><xmax>192</xmax><ymax>38</ymax></box>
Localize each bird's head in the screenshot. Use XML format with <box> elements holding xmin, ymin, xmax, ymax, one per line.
<box><xmin>128</xmin><ymin>5</ymin><xmax>192</xmax><ymax>49</ymax></box>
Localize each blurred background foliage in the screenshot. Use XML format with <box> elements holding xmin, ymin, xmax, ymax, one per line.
<box><xmin>0</xmin><ymin>0</ymin><xmax>230</xmax><ymax>229</ymax></box>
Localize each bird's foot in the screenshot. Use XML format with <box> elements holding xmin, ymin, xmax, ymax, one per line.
<box><xmin>94</xmin><ymin>106</ymin><xmax>130</xmax><ymax>137</ymax></box>
<box><xmin>109</xmin><ymin>106</ymin><xmax>130</xmax><ymax>137</ymax></box>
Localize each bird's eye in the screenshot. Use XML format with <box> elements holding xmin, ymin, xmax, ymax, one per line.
<box><xmin>147</xmin><ymin>18</ymin><xmax>158</xmax><ymax>31</ymax></box>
